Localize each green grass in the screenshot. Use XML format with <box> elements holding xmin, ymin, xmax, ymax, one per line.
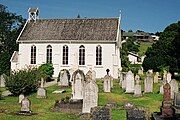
<box><xmin>0</xmin><ymin>80</ymin><xmax>163</xmax><ymax>120</ymax></box>
<box><xmin>138</xmin><ymin>42</ymin><xmax>153</xmax><ymax>56</ymax></box>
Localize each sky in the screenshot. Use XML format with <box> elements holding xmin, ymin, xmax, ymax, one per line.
<box><xmin>1</xmin><ymin>0</ymin><xmax>180</xmax><ymax>33</ymax></box>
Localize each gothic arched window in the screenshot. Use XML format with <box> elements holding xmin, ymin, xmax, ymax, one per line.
<box><xmin>63</xmin><ymin>45</ymin><xmax>68</xmax><ymax>65</ymax></box>
<box><xmin>96</xmin><ymin>45</ymin><xmax>102</xmax><ymax>65</ymax></box>
<box><xmin>79</xmin><ymin>45</ymin><xmax>85</xmax><ymax>65</ymax></box>
<box><xmin>31</xmin><ymin>45</ymin><xmax>36</xmax><ymax>64</ymax></box>
<box><xmin>46</xmin><ymin>45</ymin><xmax>52</xmax><ymax>63</ymax></box>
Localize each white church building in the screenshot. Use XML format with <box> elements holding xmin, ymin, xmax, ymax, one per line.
<box><xmin>10</xmin><ymin>8</ymin><xmax>121</xmax><ymax>79</ymax></box>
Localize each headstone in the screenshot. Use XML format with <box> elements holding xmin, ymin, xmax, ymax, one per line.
<box><xmin>138</xmin><ymin>69</ymin><xmax>143</xmax><ymax>75</ymax></box>
<box><xmin>91</xmin><ymin>106</ymin><xmax>111</xmax><ymax>120</ymax></box>
<box><xmin>72</xmin><ymin>69</ymin><xmax>85</xmax><ymax>100</ymax></box>
<box><xmin>144</xmin><ymin>73</ymin><xmax>153</xmax><ymax>93</ymax></box>
<box><xmin>37</xmin><ymin>87</ymin><xmax>46</xmax><ymax>98</ymax></box>
<box><xmin>85</xmin><ymin>70</ymin><xmax>93</xmax><ymax>82</ymax></box>
<box><xmin>19</xmin><ymin>94</ymin><xmax>25</xmax><ymax>103</ymax></box>
<box><xmin>21</xmin><ymin>97</ymin><xmax>31</xmax><ymax>112</ymax></box>
<box><xmin>125</xmin><ymin>71</ymin><xmax>134</xmax><ymax>93</ymax></box>
<box><xmin>169</xmin><ymin>79</ymin><xmax>179</xmax><ymax>99</ymax></box>
<box><xmin>153</xmin><ymin>72</ymin><xmax>159</xmax><ymax>83</ymax></box>
<box><xmin>103</xmin><ymin>75</ymin><xmax>111</xmax><ymax>92</ymax></box>
<box><xmin>58</xmin><ymin>70</ymin><xmax>70</xmax><ymax>86</ymax></box>
<box><xmin>166</xmin><ymin>72</ymin><xmax>172</xmax><ymax>83</ymax></box>
<box><xmin>161</xmin><ymin>83</ymin><xmax>173</xmax><ymax>117</ymax></box>
<box><xmin>92</xmin><ymin>70</ymin><xmax>96</xmax><ymax>82</ymax></box>
<box><xmin>0</xmin><ymin>74</ymin><xmax>5</xmax><ymax>87</ymax></box>
<box><xmin>82</xmin><ymin>81</ymin><xmax>98</xmax><ymax>113</ymax></box>
<box><xmin>134</xmin><ymin>74</ymin><xmax>142</xmax><ymax>97</ymax></box>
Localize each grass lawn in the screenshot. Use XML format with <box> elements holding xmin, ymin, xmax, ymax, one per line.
<box><xmin>0</xmin><ymin>80</ymin><xmax>163</xmax><ymax>120</ymax></box>
<box><xmin>138</xmin><ymin>42</ymin><xmax>153</xmax><ymax>56</ymax></box>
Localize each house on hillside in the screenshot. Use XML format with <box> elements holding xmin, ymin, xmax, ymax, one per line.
<box><xmin>10</xmin><ymin>8</ymin><xmax>122</xmax><ymax>79</ymax></box>
<box><xmin>128</xmin><ymin>52</ymin><xmax>145</xmax><ymax>64</ymax></box>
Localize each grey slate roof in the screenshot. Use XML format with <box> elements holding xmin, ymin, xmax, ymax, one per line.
<box><xmin>18</xmin><ymin>18</ymin><xmax>119</xmax><ymax>42</ymax></box>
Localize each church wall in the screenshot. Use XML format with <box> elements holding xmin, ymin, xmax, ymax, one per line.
<box><xmin>17</xmin><ymin>42</ymin><xmax>120</xmax><ymax>78</ymax></box>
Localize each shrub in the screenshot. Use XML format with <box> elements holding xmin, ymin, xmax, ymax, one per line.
<box><xmin>5</xmin><ymin>68</ymin><xmax>40</xmax><ymax>96</ymax></box>
<box><xmin>38</xmin><ymin>63</ymin><xmax>54</xmax><ymax>79</ymax></box>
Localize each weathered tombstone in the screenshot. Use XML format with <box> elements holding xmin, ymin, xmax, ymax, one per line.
<box><xmin>21</xmin><ymin>97</ymin><xmax>31</xmax><ymax>112</ymax></box>
<box><xmin>92</xmin><ymin>70</ymin><xmax>96</xmax><ymax>82</ymax></box>
<box><xmin>85</xmin><ymin>70</ymin><xmax>93</xmax><ymax>82</ymax></box>
<box><xmin>0</xmin><ymin>74</ymin><xmax>5</xmax><ymax>87</ymax></box>
<box><xmin>72</xmin><ymin>69</ymin><xmax>85</xmax><ymax>100</ymax></box>
<box><xmin>19</xmin><ymin>94</ymin><xmax>25</xmax><ymax>103</ymax></box>
<box><xmin>82</xmin><ymin>81</ymin><xmax>98</xmax><ymax>113</ymax></box>
<box><xmin>37</xmin><ymin>87</ymin><xmax>46</xmax><ymax>98</ymax></box>
<box><xmin>125</xmin><ymin>71</ymin><xmax>134</xmax><ymax>93</ymax></box>
<box><xmin>103</xmin><ymin>75</ymin><xmax>111</xmax><ymax>93</ymax></box>
<box><xmin>58</xmin><ymin>70</ymin><xmax>70</xmax><ymax>86</ymax></box>
<box><xmin>161</xmin><ymin>83</ymin><xmax>173</xmax><ymax>117</ymax></box>
<box><xmin>166</xmin><ymin>72</ymin><xmax>172</xmax><ymax>83</ymax></box>
<box><xmin>134</xmin><ymin>75</ymin><xmax>142</xmax><ymax>97</ymax></box>
<box><xmin>169</xmin><ymin>79</ymin><xmax>179</xmax><ymax>99</ymax></box>
<box><xmin>153</xmin><ymin>72</ymin><xmax>159</xmax><ymax>83</ymax></box>
<box><xmin>138</xmin><ymin>69</ymin><xmax>143</xmax><ymax>75</ymax></box>
<box><xmin>144</xmin><ymin>73</ymin><xmax>153</xmax><ymax>93</ymax></box>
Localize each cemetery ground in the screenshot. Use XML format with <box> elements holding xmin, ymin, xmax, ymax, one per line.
<box><xmin>0</xmin><ymin>80</ymin><xmax>164</xmax><ymax>120</ymax></box>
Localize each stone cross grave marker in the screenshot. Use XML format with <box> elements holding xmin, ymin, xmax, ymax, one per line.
<box><xmin>82</xmin><ymin>81</ymin><xmax>98</xmax><ymax>113</ymax></box>
<box><xmin>72</xmin><ymin>69</ymin><xmax>85</xmax><ymax>100</ymax></box>
<box><xmin>103</xmin><ymin>75</ymin><xmax>111</xmax><ymax>92</ymax></box>
<box><xmin>125</xmin><ymin>71</ymin><xmax>134</xmax><ymax>93</ymax></box>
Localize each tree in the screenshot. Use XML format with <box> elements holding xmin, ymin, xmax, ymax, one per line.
<box><xmin>120</xmin><ymin>37</ymin><xmax>140</xmax><ymax>71</ymax></box>
<box><xmin>0</xmin><ymin>4</ymin><xmax>25</xmax><ymax>75</ymax></box>
<box><xmin>142</xmin><ymin>21</ymin><xmax>180</xmax><ymax>73</ymax></box>
<box><xmin>38</xmin><ymin>63</ymin><xmax>54</xmax><ymax>80</ymax></box>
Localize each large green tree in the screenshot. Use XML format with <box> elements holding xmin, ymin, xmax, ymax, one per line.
<box><xmin>0</xmin><ymin>4</ymin><xmax>25</xmax><ymax>75</ymax></box>
<box><xmin>142</xmin><ymin>21</ymin><xmax>180</xmax><ymax>73</ymax></box>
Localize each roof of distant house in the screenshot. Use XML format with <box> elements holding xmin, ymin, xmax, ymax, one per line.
<box><xmin>17</xmin><ymin>18</ymin><xmax>119</xmax><ymax>43</ymax></box>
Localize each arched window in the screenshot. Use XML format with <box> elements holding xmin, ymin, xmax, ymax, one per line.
<box><xmin>46</xmin><ymin>45</ymin><xmax>52</xmax><ymax>63</ymax></box>
<box><xmin>31</xmin><ymin>45</ymin><xmax>36</xmax><ymax>64</ymax></box>
<box><xmin>79</xmin><ymin>45</ymin><xmax>85</xmax><ymax>65</ymax></box>
<box><xmin>96</xmin><ymin>45</ymin><xmax>102</xmax><ymax>65</ymax></box>
<box><xmin>62</xmin><ymin>45</ymin><xmax>68</xmax><ymax>65</ymax></box>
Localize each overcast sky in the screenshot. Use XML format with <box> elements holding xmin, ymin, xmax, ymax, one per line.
<box><xmin>1</xmin><ymin>0</ymin><xmax>180</xmax><ymax>33</ymax></box>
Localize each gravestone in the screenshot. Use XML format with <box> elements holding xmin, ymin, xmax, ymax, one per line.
<box><xmin>144</xmin><ymin>73</ymin><xmax>153</xmax><ymax>93</ymax></box>
<box><xmin>19</xmin><ymin>94</ymin><xmax>25</xmax><ymax>103</ymax></box>
<box><xmin>127</xmin><ymin>108</ymin><xmax>148</xmax><ymax>120</ymax></box>
<box><xmin>160</xmin><ymin>84</ymin><xmax>164</xmax><ymax>94</ymax></box>
<box><xmin>0</xmin><ymin>74</ymin><xmax>5</xmax><ymax>87</ymax></box>
<box><xmin>119</xmin><ymin>72</ymin><xmax>123</xmax><ymax>86</ymax></box>
<box><xmin>82</xmin><ymin>81</ymin><xmax>98</xmax><ymax>113</ymax></box>
<box><xmin>21</xmin><ymin>97</ymin><xmax>31</xmax><ymax>112</ymax></box>
<box><xmin>92</xmin><ymin>70</ymin><xmax>96</xmax><ymax>82</ymax></box>
<box><xmin>103</xmin><ymin>75</ymin><xmax>111</xmax><ymax>93</ymax></box>
<box><xmin>166</xmin><ymin>72</ymin><xmax>172</xmax><ymax>83</ymax></box>
<box><xmin>37</xmin><ymin>87</ymin><xmax>46</xmax><ymax>98</ymax></box>
<box><xmin>125</xmin><ymin>71</ymin><xmax>134</xmax><ymax>93</ymax></box>
<box><xmin>161</xmin><ymin>83</ymin><xmax>173</xmax><ymax>117</ymax></box>
<box><xmin>134</xmin><ymin>75</ymin><xmax>142</xmax><ymax>97</ymax></box>
<box><xmin>85</xmin><ymin>70</ymin><xmax>93</xmax><ymax>82</ymax></box>
<box><xmin>58</xmin><ymin>70</ymin><xmax>70</xmax><ymax>86</ymax></box>
<box><xmin>153</xmin><ymin>72</ymin><xmax>159</xmax><ymax>83</ymax></box>
<box><xmin>169</xmin><ymin>79</ymin><xmax>179</xmax><ymax>99</ymax></box>
<box><xmin>91</xmin><ymin>106</ymin><xmax>111</xmax><ymax>120</ymax></box>
<box><xmin>163</xmin><ymin>70</ymin><xmax>167</xmax><ymax>81</ymax></box>
<box><xmin>72</xmin><ymin>69</ymin><xmax>85</xmax><ymax>100</ymax></box>
<box><xmin>138</xmin><ymin>69</ymin><xmax>143</xmax><ymax>75</ymax></box>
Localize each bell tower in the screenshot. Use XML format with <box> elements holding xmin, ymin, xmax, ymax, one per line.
<box><xmin>28</xmin><ymin>8</ymin><xmax>39</xmax><ymax>21</ymax></box>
